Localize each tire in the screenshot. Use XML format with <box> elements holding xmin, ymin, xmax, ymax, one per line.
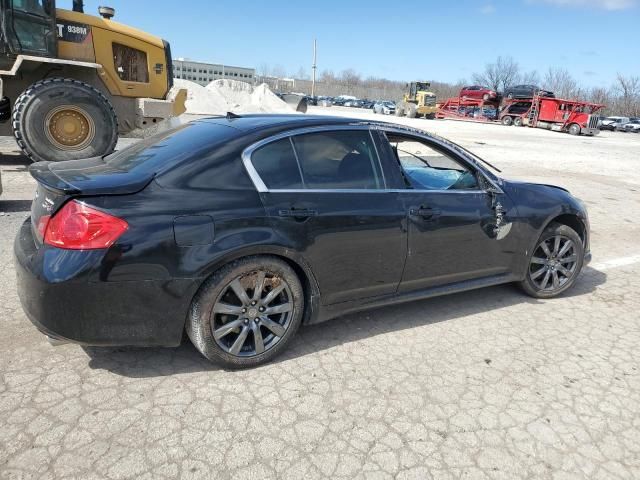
<box><xmin>507</xmin><ymin>93</ymin><xmax>514</xmax><ymax>99</ymax></box>
<box><xmin>513</xmin><ymin>116</ymin><xmax>524</xmax><ymax>127</ymax></box>
<box><xmin>482</xmin><ymin>93</ymin><xmax>489</xmax><ymax>101</ymax></box>
<box><xmin>501</xmin><ymin>116</ymin><xmax>514</xmax><ymax>126</ymax></box>
<box><xmin>568</xmin><ymin>123</ymin><xmax>581</xmax><ymax>136</ymax></box>
<box><xmin>186</xmin><ymin>256</ymin><xmax>304</xmax><ymax>368</ymax></box>
<box><xmin>405</xmin><ymin>104</ymin><xmax>417</xmax><ymax>118</ymax></box>
<box><xmin>425</xmin><ymin>113</ymin><xmax>436</xmax><ymax>120</ymax></box>
<box><xmin>519</xmin><ymin>222</ymin><xmax>584</xmax><ymax>299</ymax></box>
<box><xmin>395</xmin><ymin>105</ymin><xmax>405</xmax><ymax>117</ymax></box>
<box><xmin>12</xmin><ymin>77</ymin><xmax>118</xmax><ymax>163</ymax></box>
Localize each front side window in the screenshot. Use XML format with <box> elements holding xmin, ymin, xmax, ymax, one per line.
<box><xmin>387</xmin><ymin>134</ymin><xmax>479</xmax><ymax>191</ymax></box>
<box><xmin>292</xmin><ymin>130</ymin><xmax>382</xmax><ymax>190</ymax></box>
<box><xmin>113</xmin><ymin>43</ymin><xmax>149</xmax><ymax>83</ymax></box>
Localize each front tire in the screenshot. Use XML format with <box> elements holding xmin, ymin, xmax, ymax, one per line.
<box><xmin>187</xmin><ymin>256</ymin><xmax>304</xmax><ymax>368</ymax></box>
<box><xmin>405</xmin><ymin>104</ymin><xmax>417</xmax><ymax>118</ymax></box>
<box><xmin>568</xmin><ymin>123</ymin><xmax>581</xmax><ymax>135</ymax></box>
<box><xmin>12</xmin><ymin>78</ymin><xmax>118</xmax><ymax>163</ymax></box>
<box><xmin>519</xmin><ymin>223</ymin><xmax>584</xmax><ymax>299</ymax></box>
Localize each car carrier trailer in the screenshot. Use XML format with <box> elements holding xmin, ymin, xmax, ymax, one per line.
<box><xmin>435</xmin><ymin>94</ymin><xmax>604</xmax><ymax>136</ymax></box>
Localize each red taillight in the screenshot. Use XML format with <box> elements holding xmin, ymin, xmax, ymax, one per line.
<box><xmin>44</xmin><ymin>200</ymin><xmax>128</xmax><ymax>250</ymax></box>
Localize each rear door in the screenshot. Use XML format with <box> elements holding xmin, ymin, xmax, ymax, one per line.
<box><xmin>377</xmin><ymin>130</ymin><xmax>518</xmax><ymax>292</ymax></box>
<box><xmin>244</xmin><ymin>127</ymin><xmax>407</xmax><ymax>305</ymax></box>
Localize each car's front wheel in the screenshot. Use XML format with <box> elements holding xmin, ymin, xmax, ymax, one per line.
<box><xmin>519</xmin><ymin>223</ymin><xmax>584</xmax><ymax>298</ymax></box>
<box><xmin>187</xmin><ymin>256</ymin><xmax>304</xmax><ymax>368</ymax></box>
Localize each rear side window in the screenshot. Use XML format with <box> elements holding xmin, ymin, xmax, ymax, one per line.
<box><xmin>251</xmin><ymin>138</ymin><xmax>303</xmax><ymax>189</ymax></box>
<box><xmin>292</xmin><ymin>130</ymin><xmax>382</xmax><ymax>189</ymax></box>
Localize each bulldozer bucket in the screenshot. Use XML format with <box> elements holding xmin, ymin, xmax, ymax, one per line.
<box><xmin>281</xmin><ymin>94</ymin><xmax>308</xmax><ymax>113</ymax></box>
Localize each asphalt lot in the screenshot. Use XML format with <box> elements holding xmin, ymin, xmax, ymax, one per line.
<box><xmin>1</xmin><ymin>116</ymin><xmax>640</xmax><ymax>479</ymax></box>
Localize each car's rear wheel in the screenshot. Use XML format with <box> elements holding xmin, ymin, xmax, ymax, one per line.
<box><xmin>519</xmin><ymin>223</ymin><xmax>584</xmax><ymax>298</ymax></box>
<box><xmin>187</xmin><ymin>256</ymin><xmax>304</xmax><ymax>368</ymax></box>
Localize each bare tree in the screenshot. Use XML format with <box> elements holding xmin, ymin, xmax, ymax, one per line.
<box><xmin>520</xmin><ymin>70</ymin><xmax>541</xmax><ymax>85</ymax></box>
<box><xmin>472</xmin><ymin>56</ymin><xmax>520</xmax><ymax>92</ymax></box>
<box><xmin>543</xmin><ymin>67</ymin><xmax>579</xmax><ymax>99</ymax></box>
<box><xmin>614</xmin><ymin>73</ymin><xmax>640</xmax><ymax>116</ymax></box>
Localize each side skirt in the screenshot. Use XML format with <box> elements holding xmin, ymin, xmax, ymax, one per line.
<box><xmin>307</xmin><ymin>273</ymin><xmax>520</xmax><ymax>325</ymax></box>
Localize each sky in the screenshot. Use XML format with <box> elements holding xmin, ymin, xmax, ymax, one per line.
<box><xmin>79</xmin><ymin>0</ymin><xmax>639</xmax><ymax>88</ymax></box>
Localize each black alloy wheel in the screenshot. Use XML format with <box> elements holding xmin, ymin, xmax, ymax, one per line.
<box><xmin>187</xmin><ymin>256</ymin><xmax>304</xmax><ymax>368</ymax></box>
<box><xmin>520</xmin><ymin>223</ymin><xmax>584</xmax><ymax>298</ymax></box>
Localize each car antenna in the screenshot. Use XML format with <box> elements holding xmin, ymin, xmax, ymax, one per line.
<box><xmin>226</xmin><ymin>111</ymin><xmax>241</xmax><ymax>119</ymax></box>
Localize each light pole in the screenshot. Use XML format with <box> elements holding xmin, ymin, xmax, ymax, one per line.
<box><xmin>311</xmin><ymin>39</ymin><xmax>317</xmax><ymax>97</ymax></box>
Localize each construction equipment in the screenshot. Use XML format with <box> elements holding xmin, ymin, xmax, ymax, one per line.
<box><xmin>395</xmin><ymin>81</ymin><xmax>437</xmax><ymax>119</ymax></box>
<box><xmin>0</xmin><ymin>0</ymin><xmax>186</xmax><ymax>162</ymax></box>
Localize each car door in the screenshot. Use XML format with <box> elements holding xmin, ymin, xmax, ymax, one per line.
<box><xmin>244</xmin><ymin>126</ymin><xmax>407</xmax><ymax>305</ymax></box>
<box><xmin>377</xmin><ymin>129</ymin><xmax>519</xmax><ymax>292</ymax></box>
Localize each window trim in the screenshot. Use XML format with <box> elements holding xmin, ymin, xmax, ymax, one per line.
<box><xmin>242</xmin><ymin>125</ymin><xmax>388</xmax><ymax>192</ymax></box>
<box><xmin>241</xmin><ymin>124</ymin><xmax>504</xmax><ymax>195</ymax></box>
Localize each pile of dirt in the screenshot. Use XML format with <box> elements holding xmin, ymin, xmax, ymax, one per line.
<box><xmin>171</xmin><ymin>78</ymin><xmax>293</xmax><ymax>115</ymax></box>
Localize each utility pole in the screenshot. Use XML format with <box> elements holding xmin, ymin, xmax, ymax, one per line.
<box><xmin>311</xmin><ymin>39</ymin><xmax>317</xmax><ymax>97</ymax></box>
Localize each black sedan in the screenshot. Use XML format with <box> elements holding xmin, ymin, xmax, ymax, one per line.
<box><xmin>504</xmin><ymin>84</ymin><xmax>554</xmax><ymax>99</ymax></box>
<box><xmin>15</xmin><ymin>115</ymin><xmax>591</xmax><ymax>368</ymax></box>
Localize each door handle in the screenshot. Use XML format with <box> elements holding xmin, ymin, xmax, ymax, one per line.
<box><xmin>278</xmin><ymin>208</ymin><xmax>318</xmax><ymax>218</ymax></box>
<box><xmin>409</xmin><ymin>207</ymin><xmax>441</xmax><ymax>219</ymax></box>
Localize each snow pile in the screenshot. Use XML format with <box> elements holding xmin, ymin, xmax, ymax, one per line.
<box><xmin>172</xmin><ymin>78</ymin><xmax>294</xmax><ymax>115</ymax></box>
<box><xmin>173</xmin><ymin>78</ymin><xmax>227</xmax><ymax>115</ymax></box>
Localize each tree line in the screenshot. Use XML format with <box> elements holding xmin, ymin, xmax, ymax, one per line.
<box><xmin>257</xmin><ymin>58</ymin><xmax>639</xmax><ymax>117</ymax></box>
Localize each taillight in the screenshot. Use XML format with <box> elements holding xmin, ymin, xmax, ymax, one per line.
<box><xmin>44</xmin><ymin>200</ymin><xmax>128</xmax><ymax>250</ymax></box>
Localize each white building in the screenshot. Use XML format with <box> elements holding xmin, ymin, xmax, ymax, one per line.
<box><xmin>173</xmin><ymin>58</ymin><xmax>255</xmax><ymax>86</ymax></box>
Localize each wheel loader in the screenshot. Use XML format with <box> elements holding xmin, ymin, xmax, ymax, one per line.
<box><xmin>0</xmin><ymin>0</ymin><xmax>186</xmax><ymax>162</ymax></box>
<box><xmin>395</xmin><ymin>81</ymin><xmax>437</xmax><ymax>119</ymax></box>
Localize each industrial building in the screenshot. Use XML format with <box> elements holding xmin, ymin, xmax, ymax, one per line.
<box><xmin>173</xmin><ymin>58</ymin><xmax>255</xmax><ymax>86</ymax></box>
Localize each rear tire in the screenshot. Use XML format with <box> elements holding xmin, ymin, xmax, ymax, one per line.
<box><xmin>186</xmin><ymin>256</ymin><xmax>304</xmax><ymax>368</ymax></box>
<box><xmin>519</xmin><ymin>223</ymin><xmax>584</xmax><ymax>299</ymax></box>
<box><xmin>513</xmin><ymin>116</ymin><xmax>524</xmax><ymax>127</ymax></box>
<box><xmin>501</xmin><ymin>116</ymin><xmax>514</xmax><ymax>126</ymax></box>
<box><xmin>12</xmin><ymin>78</ymin><xmax>118</xmax><ymax>163</ymax></box>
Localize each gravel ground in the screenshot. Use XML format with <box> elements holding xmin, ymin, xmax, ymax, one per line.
<box><xmin>1</xmin><ymin>114</ymin><xmax>639</xmax><ymax>480</ymax></box>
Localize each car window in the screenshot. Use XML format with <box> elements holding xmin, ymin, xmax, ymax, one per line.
<box><xmin>291</xmin><ymin>130</ymin><xmax>383</xmax><ymax>190</ymax></box>
<box><xmin>386</xmin><ymin>134</ymin><xmax>479</xmax><ymax>191</ymax></box>
<box><xmin>251</xmin><ymin>138</ymin><xmax>303</xmax><ymax>189</ymax></box>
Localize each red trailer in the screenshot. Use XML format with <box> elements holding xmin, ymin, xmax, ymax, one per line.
<box><xmin>499</xmin><ymin>96</ymin><xmax>604</xmax><ymax>135</ymax></box>
<box><xmin>435</xmin><ymin>96</ymin><xmax>499</xmax><ymax>123</ymax></box>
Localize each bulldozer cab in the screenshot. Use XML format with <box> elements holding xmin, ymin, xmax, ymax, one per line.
<box><xmin>0</xmin><ymin>0</ymin><xmax>57</xmax><ymax>63</ymax></box>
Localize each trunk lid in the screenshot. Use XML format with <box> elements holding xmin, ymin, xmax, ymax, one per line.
<box><xmin>28</xmin><ymin>157</ymin><xmax>154</xmax><ymax>246</ymax></box>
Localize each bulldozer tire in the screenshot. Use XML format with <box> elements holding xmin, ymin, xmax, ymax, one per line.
<box><xmin>395</xmin><ymin>105</ymin><xmax>405</xmax><ymax>117</ymax></box>
<box><xmin>12</xmin><ymin>78</ymin><xmax>118</xmax><ymax>163</ymax></box>
<box><xmin>405</xmin><ymin>105</ymin><xmax>417</xmax><ymax>118</ymax></box>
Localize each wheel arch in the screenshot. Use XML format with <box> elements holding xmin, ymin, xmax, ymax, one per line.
<box><xmin>544</xmin><ymin>213</ymin><xmax>587</xmax><ymax>245</ymax></box>
<box><xmin>187</xmin><ymin>245</ymin><xmax>322</xmax><ymax>330</ymax></box>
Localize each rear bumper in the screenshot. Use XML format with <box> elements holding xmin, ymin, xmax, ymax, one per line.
<box><xmin>14</xmin><ymin>219</ymin><xmax>194</xmax><ymax>347</ymax></box>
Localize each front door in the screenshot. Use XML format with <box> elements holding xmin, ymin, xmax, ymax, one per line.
<box><xmin>247</xmin><ymin>128</ymin><xmax>407</xmax><ymax>305</ymax></box>
<box><xmin>380</xmin><ymin>132</ymin><xmax>517</xmax><ymax>292</ymax></box>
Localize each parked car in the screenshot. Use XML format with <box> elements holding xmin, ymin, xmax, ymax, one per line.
<box><xmin>459</xmin><ymin>85</ymin><xmax>498</xmax><ymax>101</ymax></box>
<box><xmin>360</xmin><ymin>99</ymin><xmax>375</xmax><ymax>109</ymax></box>
<box><xmin>503</xmin><ymin>85</ymin><xmax>554</xmax><ymax>99</ymax></box>
<box><xmin>15</xmin><ymin>115</ymin><xmax>591</xmax><ymax>368</ymax></box>
<box><xmin>599</xmin><ymin>116</ymin><xmax>630</xmax><ymax>131</ymax></box>
<box><xmin>317</xmin><ymin>96</ymin><xmax>333</xmax><ymax>107</ymax></box>
<box><xmin>373</xmin><ymin>101</ymin><xmax>396</xmax><ymax>115</ymax></box>
<box><xmin>344</xmin><ymin>99</ymin><xmax>363</xmax><ymax>108</ymax></box>
<box><xmin>623</xmin><ymin>119</ymin><xmax>640</xmax><ymax>132</ymax></box>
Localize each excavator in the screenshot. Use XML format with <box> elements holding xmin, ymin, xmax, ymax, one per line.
<box><xmin>0</xmin><ymin>0</ymin><xmax>186</xmax><ymax>162</ymax></box>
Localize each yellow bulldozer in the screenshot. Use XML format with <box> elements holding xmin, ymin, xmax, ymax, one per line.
<box><xmin>0</xmin><ymin>0</ymin><xmax>186</xmax><ymax>162</ymax></box>
<box><xmin>395</xmin><ymin>81</ymin><xmax>437</xmax><ymax>119</ymax></box>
